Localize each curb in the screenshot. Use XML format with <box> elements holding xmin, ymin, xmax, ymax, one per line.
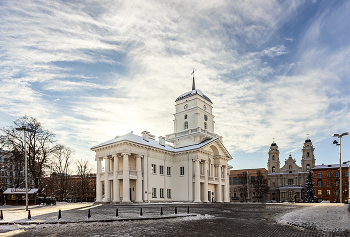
<box><xmin>0</xmin><ymin>214</ymin><xmax>197</xmax><ymax>226</ymax></box>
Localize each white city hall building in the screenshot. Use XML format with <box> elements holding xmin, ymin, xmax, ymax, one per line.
<box><xmin>91</xmin><ymin>78</ymin><xmax>232</xmax><ymax>203</ymax></box>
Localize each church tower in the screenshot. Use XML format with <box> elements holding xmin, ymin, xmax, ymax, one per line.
<box><xmin>267</xmin><ymin>141</ymin><xmax>280</xmax><ymax>173</ymax></box>
<box><xmin>165</xmin><ymin>72</ymin><xmax>222</xmax><ymax>148</ymax></box>
<box><xmin>301</xmin><ymin>137</ymin><xmax>315</xmax><ymax>172</ymax></box>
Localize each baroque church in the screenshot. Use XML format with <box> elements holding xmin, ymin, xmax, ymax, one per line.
<box><xmin>91</xmin><ymin>76</ymin><xmax>232</xmax><ymax>203</ymax></box>
<box><xmin>267</xmin><ymin>138</ymin><xmax>316</xmax><ymax>202</ymax></box>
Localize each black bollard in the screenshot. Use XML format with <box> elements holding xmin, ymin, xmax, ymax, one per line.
<box><xmin>58</xmin><ymin>210</ymin><xmax>62</xmax><ymax>219</ymax></box>
<box><xmin>175</xmin><ymin>207</ymin><xmax>177</xmax><ymax>214</ymax></box>
<box><xmin>28</xmin><ymin>210</ymin><xmax>31</xmax><ymax>220</ymax></box>
<box><xmin>0</xmin><ymin>210</ymin><xmax>3</xmax><ymax>220</ymax></box>
<box><xmin>116</xmin><ymin>208</ymin><xmax>118</xmax><ymax>217</ymax></box>
<box><xmin>140</xmin><ymin>208</ymin><xmax>143</xmax><ymax>216</ymax></box>
<box><xmin>88</xmin><ymin>209</ymin><xmax>91</xmax><ymax>218</ymax></box>
<box><xmin>187</xmin><ymin>206</ymin><xmax>189</xmax><ymax>214</ymax></box>
<box><xmin>160</xmin><ymin>207</ymin><xmax>163</xmax><ymax>216</ymax></box>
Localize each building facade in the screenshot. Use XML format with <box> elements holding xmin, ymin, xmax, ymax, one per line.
<box><xmin>313</xmin><ymin>163</ymin><xmax>349</xmax><ymax>203</ymax></box>
<box><xmin>267</xmin><ymin>138</ymin><xmax>316</xmax><ymax>202</ymax></box>
<box><xmin>91</xmin><ymin>78</ymin><xmax>232</xmax><ymax>203</ymax></box>
<box><xmin>229</xmin><ymin>168</ymin><xmax>268</xmax><ymax>202</ymax></box>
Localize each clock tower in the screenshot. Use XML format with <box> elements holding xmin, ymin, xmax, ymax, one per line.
<box><xmin>165</xmin><ymin>74</ymin><xmax>222</xmax><ymax>148</ymax></box>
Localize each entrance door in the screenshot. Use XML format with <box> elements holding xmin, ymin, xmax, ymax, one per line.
<box><xmin>129</xmin><ymin>188</ymin><xmax>132</xmax><ymax>202</ymax></box>
<box><xmin>208</xmin><ymin>191</ymin><xmax>211</xmax><ymax>202</ymax></box>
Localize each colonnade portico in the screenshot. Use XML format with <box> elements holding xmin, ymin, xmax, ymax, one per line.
<box><xmin>193</xmin><ymin>159</ymin><xmax>230</xmax><ymax>203</ymax></box>
<box><xmin>95</xmin><ymin>153</ymin><xmax>144</xmax><ymax>203</ymax></box>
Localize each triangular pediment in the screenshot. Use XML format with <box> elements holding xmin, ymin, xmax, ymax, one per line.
<box><xmin>201</xmin><ymin>138</ymin><xmax>232</xmax><ymax>160</ymax></box>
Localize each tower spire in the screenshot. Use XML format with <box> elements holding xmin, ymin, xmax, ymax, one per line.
<box><xmin>191</xmin><ymin>68</ymin><xmax>196</xmax><ymax>90</ymax></box>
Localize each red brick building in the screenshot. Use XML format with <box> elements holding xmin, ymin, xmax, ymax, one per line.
<box><xmin>313</xmin><ymin>163</ymin><xmax>350</xmax><ymax>203</ymax></box>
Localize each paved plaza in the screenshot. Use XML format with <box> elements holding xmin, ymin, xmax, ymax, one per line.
<box><xmin>1</xmin><ymin>203</ymin><xmax>350</xmax><ymax>236</ymax></box>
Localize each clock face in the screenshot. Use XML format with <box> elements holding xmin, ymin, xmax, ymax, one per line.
<box><xmin>204</xmin><ymin>115</ymin><xmax>208</xmax><ymax>121</ymax></box>
<box><xmin>184</xmin><ymin>104</ymin><xmax>188</xmax><ymax>109</ymax></box>
<box><xmin>203</xmin><ymin>105</ymin><xmax>206</xmax><ymax>110</ymax></box>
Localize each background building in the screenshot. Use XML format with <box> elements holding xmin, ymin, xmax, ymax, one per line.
<box><xmin>267</xmin><ymin>138</ymin><xmax>316</xmax><ymax>202</ymax></box>
<box><xmin>313</xmin><ymin>163</ymin><xmax>349</xmax><ymax>203</ymax></box>
<box><xmin>229</xmin><ymin>168</ymin><xmax>268</xmax><ymax>202</ymax></box>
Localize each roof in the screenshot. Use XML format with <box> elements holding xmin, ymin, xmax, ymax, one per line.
<box><xmin>91</xmin><ymin>132</ymin><xmax>218</xmax><ymax>152</ymax></box>
<box><xmin>313</xmin><ymin>164</ymin><xmax>349</xmax><ymax>169</ymax></box>
<box><xmin>3</xmin><ymin>188</ymin><xmax>39</xmax><ymax>194</ymax></box>
<box><xmin>175</xmin><ymin>89</ymin><xmax>212</xmax><ymax>103</ymax></box>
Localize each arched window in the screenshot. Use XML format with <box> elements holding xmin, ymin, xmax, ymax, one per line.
<box><xmin>307</xmin><ymin>152</ymin><xmax>309</xmax><ymax>157</ymax></box>
<box><xmin>204</xmin><ymin>122</ymin><xmax>207</xmax><ymax>129</ymax></box>
<box><xmin>306</xmin><ymin>164</ymin><xmax>310</xmax><ymax>171</ymax></box>
<box><xmin>272</xmin><ymin>166</ymin><xmax>275</xmax><ymax>173</ymax></box>
<box><xmin>184</xmin><ymin>121</ymin><xmax>188</xmax><ymax>129</ymax></box>
<box><xmin>184</xmin><ymin>114</ymin><xmax>187</xmax><ymax>119</ymax></box>
<box><xmin>317</xmin><ymin>180</ymin><xmax>322</xmax><ymax>186</ymax></box>
<box><xmin>289</xmin><ymin>165</ymin><xmax>292</xmax><ymax>169</ymax></box>
<box><xmin>272</xmin><ymin>155</ymin><xmax>275</xmax><ymax>160</ymax></box>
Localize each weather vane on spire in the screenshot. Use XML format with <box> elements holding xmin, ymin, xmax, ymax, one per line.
<box><xmin>306</xmin><ymin>134</ymin><xmax>309</xmax><ymax>139</ymax></box>
<box><xmin>191</xmin><ymin>68</ymin><xmax>196</xmax><ymax>90</ymax></box>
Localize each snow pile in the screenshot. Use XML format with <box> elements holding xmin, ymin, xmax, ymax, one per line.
<box><xmin>277</xmin><ymin>204</ymin><xmax>350</xmax><ymax>232</ymax></box>
<box><xmin>180</xmin><ymin>214</ymin><xmax>214</xmax><ymax>221</ymax></box>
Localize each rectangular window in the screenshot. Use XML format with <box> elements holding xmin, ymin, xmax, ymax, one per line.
<box><xmin>251</xmin><ymin>176</ymin><xmax>255</xmax><ymax>184</ymax></box>
<box><xmin>336</xmin><ymin>172</ymin><xmax>339</xmax><ymax>177</ymax></box>
<box><xmin>318</xmin><ymin>173</ymin><xmax>322</xmax><ymax>178</ymax></box>
<box><xmin>335</xmin><ymin>190</ymin><xmax>339</xmax><ymax>196</ymax></box>
<box><xmin>336</xmin><ymin>180</ymin><xmax>339</xmax><ymax>186</ymax></box>
<box><xmin>159</xmin><ymin>165</ymin><xmax>164</xmax><ymax>175</ymax></box>
<box><xmin>229</xmin><ymin>177</ymin><xmax>232</xmax><ymax>185</ymax></box>
<box><xmin>327</xmin><ymin>190</ymin><xmax>331</xmax><ymax>195</ymax></box>
<box><xmin>288</xmin><ymin>179</ymin><xmax>293</xmax><ymax>186</ymax></box>
<box><xmin>327</xmin><ymin>172</ymin><xmax>330</xmax><ymax>177</ymax></box>
<box><xmin>167</xmin><ymin>189</ymin><xmax>171</xmax><ymax>198</ymax></box>
<box><xmin>232</xmin><ymin>177</ymin><xmax>237</xmax><ymax>185</ymax></box>
<box><xmin>167</xmin><ymin>167</ymin><xmax>171</xmax><ymax>176</ymax></box>
<box><xmin>327</xmin><ymin>181</ymin><xmax>331</xmax><ymax>186</ymax></box>
<box><xmin>318</xmin><ymin>180</ymin><xmax>322</xmax><ymax>186</ymax></box>
<box><xmin>180</xmin><ymin>167</ymin><xmax>185</xmax><ymax>176</ymax></box>
<box><xmin>152</xmin><ymin>188</ymin><xmax>157</xmax><ymax>198</ymax></box>
<box><xmin>151</xmin><ymin>164</ymin><xmax>156</xmax><ymax>174</ymax></box>
<box><xmin>346</xmin><ymin>171</ymin><xmax>349</xmax><ymax>177</ymax></box>
<box><xmin>160</xmin><ymin>188</ymin><xmax>164</xmax><ymax>198</ymax></box>
<box><xmin>272</xmin><ymin>182</ymin><xmax>275</xmax><ymax>188</ymax></box>
<box><xmin>239</xmin><ymin>177</ymin><xmax>243</xmax><ymax>185</ymax></box>
<box><xmin>318</xmin><ymin>190</ymin><xmax>322</xmax><ymax>195</ymax></box>
<box><xmin>282</xmin><ymin>192</ymin><xmax>285</xmax><ymax>198</ymax></box>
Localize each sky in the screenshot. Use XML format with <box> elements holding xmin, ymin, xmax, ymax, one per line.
<box><xmin>1</xmin><ymin>0</ymin><xmax>350</xmax><ymax>171</ymax></box>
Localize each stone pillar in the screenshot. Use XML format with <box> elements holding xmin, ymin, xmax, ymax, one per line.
<box><xmin>217</xmin><ymin>165</ymin><xmax>222</xmax><ymax>202</ymax></box>
<box><xmin>223</xmin><ymin>165</ymin><xmax>229</xmax><ymax>202</ymax></box>
<box><xmin>135</xmin><ymin>155</ymin><xmax>143</xmax><ymax>202</ymax></box>
<box><xmin>96</xmin><ymin>157</ymin><xmax>102</xmax><ymax>202</ymax></box>
<box><xmin>203</xmin><ymin>161</ymin><xmax>209</xmax><ymax>203</ymax></box>
<box><xmin>104</xmin><ymin>157</ymin><xmax>111</xmax><ymax>202</ymax></box>
<box><xmin>194</xmin><ymin>159</ymin><xmax>201</xmax><ymax>202</ymax></box>
<box><xmin>112</xmin><ymin>155</ymin><xmax>119</xmax><ymax>203</ymax></box>
<box><xmin>122</xmin><ymin>153</ymin><xmax>131</xmax><ymax>203</ymax></box>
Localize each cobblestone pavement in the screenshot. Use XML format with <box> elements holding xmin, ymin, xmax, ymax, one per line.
<box><xmin>3</xmin><ymin>203</ymin><xmax>350</xmax><ymax>237</ymax></box>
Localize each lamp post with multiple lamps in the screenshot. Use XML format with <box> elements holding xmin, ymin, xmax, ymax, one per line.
<box><xmin>15</xmin><ymin>125</ymin><xmax>33</xmax><ymax>211</ymax></box>
<box><xmin>332</xmin><ymin>132</ymin><xmax>349</xmax><ymax>203</ymax></box>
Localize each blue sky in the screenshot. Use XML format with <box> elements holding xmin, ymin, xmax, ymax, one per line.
<box><xmin>1</xmin><ymin>0</ymin><xmax>350</xmax><ymax>171</ymax></box>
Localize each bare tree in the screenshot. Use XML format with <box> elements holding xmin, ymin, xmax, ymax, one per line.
<box><xmin>52</xmin><ymin>145</ymin><xmax>74</xmax><ymax>201</ymax></box>
<box><xmin>0</xmin><ymin>116</ymin><xmax>58</xmax><ymax>188</ymax></box>
<box><xmin>76</xmin><ymin>158</ymin><xmax>92</xmax><ymax>202</ymax></box>
<box><xmin>238</xmin><ymin>171</ymin><xmax>248</xmax><ymax>202</ymax></box>
<box><xmin>252</xmin><ymin>170</ymin><xmax>269</xmax><ymax>202</ymax></box>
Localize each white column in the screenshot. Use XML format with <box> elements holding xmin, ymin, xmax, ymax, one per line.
<box><xmin>104</xmin><ymin>157</ymin><xmax>111</xmax><ymax>202</ymax></box>
<box><xmin>224</xmin><ymin>165</ymin><xmax>229</xmax><ymax>202</ymax></box>
<box><xmin>194</xmin><ymin>159</ymin><xmax>201</xmax><ymax>202</ymax></box>
<box><xmin>96</xmin><ymin>157</ymin><xmax>102</xmax><ymax>202</ymax></box>
<box><xmin>135</xmin><ymin>155</ymin><xmax>143</xmax><ymax>202</ymax></box>
<box><xmin>122</xmin><ymin>153</ymin><xmax>131</xmax><ymax>202</ymax></box>
<box><xmin>112</xmin><ymin>155</ymin><xmax>119</xmax><ymax>203</ymax></box>
<box><xmin>143</xmin><ymin>156</ymin><xmax>148</xmax><ymax>202</ymax></box>
<box><xmin>203</xmin><ymin>161</ymin><xmax>209</xmax><ymax>203</ymax></box>
<box><xmin>217</xmin><ymin>165</ymin><xmax>222</xmax><ymax>202</ymax></box>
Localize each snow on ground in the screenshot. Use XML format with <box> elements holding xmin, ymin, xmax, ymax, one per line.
<box><xmin>277</xmin><ymin>203</ymin><xmax>350</xmax><ymax>232</ymax></box>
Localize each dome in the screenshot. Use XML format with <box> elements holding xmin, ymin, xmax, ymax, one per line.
<box><xmin>305</xmin><ymin>138</ymin><xmax>311</xmax><ymax>143</ymax></box>
<box><xmin>271</xmin><ymin>142</ymin><xmax>277</xmax><ymax>147</ymax></box>
<box><xmin>175</xmin><ymin>89</ymin><xmax>212</xmax><ymax>103</ymax></box>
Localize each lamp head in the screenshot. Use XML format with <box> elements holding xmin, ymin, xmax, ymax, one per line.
<box><xmin>333</xmin><ymin>134</ymin><xmax>340</xmax><ymax>137</ymax></box>
<box><xmin>333</xmin><ymin>140</ymin><xmax>339</xmax><ymax>145</ymax></box>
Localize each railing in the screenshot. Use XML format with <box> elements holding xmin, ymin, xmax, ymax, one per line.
<box><xmin>100</xmin><ymin>173</ymin><xmax>104</xmax><ymax>179</ymax></box>
<box><xmin>208</xmin><ymin>177</ymin><xmax>214</xmax><ymax>181</ymax></box>
<box><xmin>129</xmin><ymin>170</ymin><xmax>137</xmax><ymax>176</ymax></box>
<box><xmin>221</xmin><ymin>178</ymin><xmax>225</xmax><ymax>183</ymax></box>
<box><xmin>214</xmin><ymin>177</ymin><xmax>219</xmax><ymax>181</ymax></box>
<box><xmin>117</xmin><ymin>170</ymin><xmax>123</xmax><ymax>176</ymax></box>
<box><xmin>108</xmin><ymin>171</ymin><xmax>114</xmax><ymax>177</ymax></box>
<box><xmin>200</xmin><ymin>175</ymin><xmax>205</xmax><ymax>180</ymax></box>
<box><xmin>166</xmin><ymin>127</ymin><xmax>223</xmax><ymax>141</ymax></box>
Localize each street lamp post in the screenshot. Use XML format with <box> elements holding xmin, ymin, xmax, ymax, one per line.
<box><xmin>332</xmin><ymin>132</ymin><xmax>349</xmax><ymax>203</ymax></box>
<box><xmin>16</xmin><ymin>125</ymin><xmax>33</xmax><ymax>211</ymax></box>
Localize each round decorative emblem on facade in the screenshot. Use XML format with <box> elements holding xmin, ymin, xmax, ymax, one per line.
<box><xmin>204</xmin><ymin>115</ymin><xmax>208</xmax><ymax>121</ymax></box>
<box><xmin>203</xmin><ymin>105</ymin><xmax>206</xmax><ymax>110</ymax></box>
<box><xmin>184</xmin><ymin>104</ymin><xmax>188</xmax><ymax>109</ymax></box>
